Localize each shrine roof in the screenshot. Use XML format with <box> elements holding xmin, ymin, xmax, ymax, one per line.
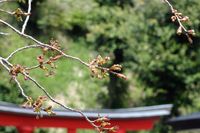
<box><xmin>168</xmin><ymin>112</ymin><xmax>200</xmax><ymax>131</ymax></box>
<box><xmin>0</xmin><ymin>102</ymin><xmax>172</xmax><ymax>119</ymax></box>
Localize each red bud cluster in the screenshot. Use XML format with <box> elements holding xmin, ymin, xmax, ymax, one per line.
<box><xmin>89</xmin><ymin>55</ymin><xmax>127</xmax><ymax>80</ymax></box>
<box><xmin>34</xmin><ymin>39</ymin><xmax>63</xmax><ymax>76</ymax></box>
<box><xmin>22</xmin><ymin>96</ymin><xmax>55</xmax><ymax>119</ymax></box>
<box><xmin>93</xmin><ymin>116</ymin><xmax>118</xmax><ymax>133</ymax></box>
<box><xmin>170</xmin><ymin>8</ymin><xmax>195</xmax><ymax>44</ymax></box>
<box><xmin>10</xmin><ymin>64</ymin><xmax>29</xmax><ymax>80</ymax></box>
<box><xmin>13</xmin><ymin>8</ymin><xmax>30</xmax><ymax>21</ymax></box>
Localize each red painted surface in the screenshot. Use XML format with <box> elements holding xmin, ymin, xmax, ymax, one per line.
<box><xmin>67</xmin><ymin>128</ymin><xmax>76</xmax><ymax>133</ymax></box>
<box><xmin>116</xmin><ymin>129</ymin><xmax>126</xmax><ymax>133</ymax></box>
<box><xmin>0</xmin><ymin>112</ymin><xmax>160</xmax><ymax>133</ymax></box>
<box><xmin>17</xmin><ymin>126</ymin><xmax>34</xmax><ymax>133</ymax></box>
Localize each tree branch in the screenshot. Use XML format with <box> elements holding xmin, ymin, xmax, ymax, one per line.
<box><xmin>1</xmin><ymin>57</ymin><xmax>101</xmax><ymax>130</ymax></box>
<box><xmin>0</xmin><ymin>57</ymin><xmax>29</xmax><ymax>100</ymax></box>
<box><xmin>163</xmin><ymin>0</ymin><xmax>195</xmax><ymax>44</ymax></box>
<box><xmin>21</xmin><ymin>0</ymin><xmax>32</xmax><ymax>33</ymax></box>
<box><xmin>6</xmin><ymin>45</ymin><xmax>42</xmax><ymax>60</ymax></box>
<box><xmin>0</xmin><ymin>19</ymin><xmax>91</xmax><ymax>67</ymax></box>
<box><xmin>0</xmin><ymin>1</ymin><xmax>126</xmax><ymax>132</ymax></box>
<box><xmin>0</xmin><ymin>8</ymin><xmax>13</xmax><ymax>15</ymax></box>
<box><xmin>13</xmin><ymin>77</ymin><xmax>29</xmax><ymax>99</ymax></box>
<box><xmin>0</xmin><ymin>31</ymin><xmax>9</xmax><ymax>35</ymax></box>
<box><xmin>0</xmin><ymin>0</ymin><xmax>15</xmax><ymax>3</ymax></box>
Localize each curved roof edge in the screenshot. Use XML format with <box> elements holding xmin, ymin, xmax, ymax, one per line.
<box><xmin>0</xmin><ymin>102</ymin><xmax>172</xmax><ymax>119</ymax></box>
<box><xmin>167</xmin><ymin>112</ymin><xmax>200</xmax><ymax>131</ymax></box>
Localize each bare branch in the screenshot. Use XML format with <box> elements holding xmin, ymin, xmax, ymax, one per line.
<box><xmin>21</xmin><ymin>0</ymin><xmax>32</xmax><ymax>33</ymax></box>
<box><xmin>0</xmin><ymin>1</ymin><xmax>126</xmax><ymax>131</ymax></box>
<box><xmin>0</xmin><ymin>19</ymin><xmax>90</xmax><ymax>67</ymax></box>
<box><xmin>0</xmin><ymin>0</ymin><xmax>15</xmax><ymax>3</ymax></box>
<box><xmin>0</xmin><ymin>57</ymin><xmax>28</xmax><ymax>100</ymax></box>
<box><xmin>1</xmin><ymin>55</ymin><xmax>115</xmax><ymax>131</ymax></box>
<box><xmin>163</xmin><ymin>0</ymin><xmax>195</xmax><ymax>44</ymax></box>
<box><xmin>0</xmin><ymin>8</ymin><xmax>13</xmax><ymax>15</ymax></box>
<box><xmin>6</xmin><ymin>44</ymin><xmax>42</xmax><ymax>60</ymax></box>
<box><xmin>13</xmin><ymin>77</ymin><xmax>29</xmax><ymax>99</ymax></box>
<box><xmin>0</xmin><ymin>31</ymin><xmax>10</xmax><ymax>35</ymax></box>
<box><xmin>22</xmin><ymin>72</ymin><xmax>99</xmax><ymax>128</ymax></box>
<box><xmin>0</xmin><ymin>57</ymin><xmax>10</xmax><ymax>71</ymax></box>
<box><xmin>163</xmin><ymin>0</ymin><xmax>187</xmax><ymax>32</ymax></box>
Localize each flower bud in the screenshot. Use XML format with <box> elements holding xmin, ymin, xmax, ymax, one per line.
<box><xmin>171</xmin><ymin>16</ymin><xmax>176</xmax><ymax>22</ymax></box>
<box><xmin>176</xmin><ymin>26</ymin><xmax>182</xmax><ymax>35</ymax></box>
<box><xmin>187</xmin><ymin>29</ymin><xmax>195</xmax><ymax>36</ymax></box>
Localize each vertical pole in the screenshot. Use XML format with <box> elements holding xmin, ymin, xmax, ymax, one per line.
<box><xmin>17</xmin><ymin>126</ymin><xmax>34</xmax><ymax>133</ymax></box>
<box><xmin>67</xmin><ymin>128</ymin><xmax>76</xmax><ymax>133</ymax></box>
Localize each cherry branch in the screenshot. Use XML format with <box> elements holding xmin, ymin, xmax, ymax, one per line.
<box><xmin>13</xmin><ymin>77</ymin><xmax>29</xmax><ymax>99</ymax></box>
<box><xmin>163</xmin><ymin>0</ymin><xmax>195</xmax><ymax>44</ymax></box>
<box><xmin>0</xmin><ymin>31</ymin><xmax>9</xmax><ymax>35</ymax></box>
<box><xmin>0</xmin><ymin>18</ymin><xmax>123</xmax><ymax>133</ymax></box>
<box><xmin>21</xmin><ymin>0</ymin><xmax>32</xmax><ymax>33</ymax></box>
<box><xmin>5</xmin><ymin>43</ymin><xmax>127</xmax><ymax>80</ymax></box>
<box><xmin>6</xmin><ymin>45</ymin><xmax>42</xmax><ymax>60</ymax></box>
<box><xmin>23</xmin><ymin>73</ymin><xmax>98</xmax><ymax>127</ymax></box>
<box><xmin>0</xmin><ymin>57</ymin><xmax>10</xmax><ymax>71</ymax></box>
<box><xmin>0</xmin><ymin>0</ymin><xmax>15</xmax><ymax>3</ymax></box>
<box><xmin>1</xmin><ymin>57</ymin><xmax>95</xmax><ymax>125</ymax></box>
<box><xmin>0</xmin><ymin>19</ymin><xmax>91</xmax><ymax>67</ymax></box>
<box><xmin>0</xmin><ymin>8</ymin><xmax>13</xmax><ymax>15</ymax></box>
<box><xmin>0</xmin><ymin>56</ymin><xmax>117</xmax><ymax>132</ymax></box>
<box><xmin>0</xmin><ymin>57</ymin><xmax>28</xmax><ymax>99</ymax></box>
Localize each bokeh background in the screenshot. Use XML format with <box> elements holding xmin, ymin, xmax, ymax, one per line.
<box><xmin>0</xmin><ymin>0</ymin><xmax>200</xmax><ymax>133</ymax></box>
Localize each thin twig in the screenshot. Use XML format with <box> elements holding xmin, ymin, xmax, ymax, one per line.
<box><xmin>5</xmin><ymin>43</ymin><xmax>124</xmax><ymax>80</ymax></box>
<box><xmin>0</xmin><ymin>31</ymin><xmax>9</xmax><ymax>35</ymax></box>
<box><xmin>1</xmin><ymin>55</ymin><xmax>100</xmax><ymax>129</ymax></box>
<box><xmin>21</xmin><ymin>0</ymin><xmax>32</xmax><ymax>33</ymax></box>
<box><xmin>23</xmin><ymin>72</ymin><xmax>98</xmax><ymax>128</ymax></box>
<box><xmin>0</xmin><ymin>0</ymin><xmax>15</xmax><ymax>3</ymax></box>
<box><xmin>163</xmin><ymin>0</ymin><xmax>194</xmax><ymax>43</ymax></box>
<box><xmin>6</xmin><ymin>45</ymin><xmax>43</xmax><ymax>60</ymax></box>
<box><xmin>13</xmin><ymin>77</ymin><xmax>29</xmax><ymax>99</ymax></box>
<box><xmin>0</xmin><ymin>57</ymin><xmax>10</xmax><ymax>71</ymax></box>
<box><xmin>26</xmin><ymin>58</ymin><xmax>56</xmax><ymax>71</ymax></box>
<box><xmin>0</xmin><ymin>9</ymin><xmax>13</xmax><ymax>15</ymax></box>
<box><xmin>0</xmin><ymin>57</ymin><xmax>29</xmax><ymax>99</ymax></box>
<box><xmin>163</xmin><ymin>0</ymin><xmax>187</xmax><ymax>32</ymax></box>
<box><xmin>0</xmin><ymin>19</ymin><xmax>90</xmax><ymax>67</ymax></box>
<box><xmin>0</xmin><ymin>13</ymin><xmax>120</xmax><ymax>131</ymax></box>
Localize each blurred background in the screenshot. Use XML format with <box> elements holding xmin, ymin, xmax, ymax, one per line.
<box><xmin>0</xmin><ymin>0</ymin><xmax>200</xmax><ymax>133</ymax></box>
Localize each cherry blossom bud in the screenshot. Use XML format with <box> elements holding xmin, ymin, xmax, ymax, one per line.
<box><xmin>187</xmin><ymin>29</ymin><xmax>195</xmax><ymax>36</ymax></box>
<box><xmin>171</xmin><ymin>16</ymin><xmax>176</xmax><ymax>22</ymax></box>
<box><xmin>180</xmin><ymin>16</ymin><xmax>189</xmax><ymax>22</ymax></box>
<box><xmin>116</xmin><ymin>73</ymin><xmax>127</xmax><ymax>80</ymax></box>
<box><xmin>176</xmin><ymin>26</ymin><xmax>182</xmax><ymax>35</ymax></box>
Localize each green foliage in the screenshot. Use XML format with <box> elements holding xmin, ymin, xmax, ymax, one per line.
<box><xmin>3</xmin><ymin>0</ymin><xmax>200</xmax><ymax>111</ymax></box>
<box><xmin>34</xmin><ymin>0</ymin><xmax>200</xmax><ymax>130</ymax></box>
<box><xmin>129</xmin><ymin>0</ymin><xmax>200</xmax><ymax>116</ymax></box>
<box><xmin>1</xmin><ymin>0</ymin><xmax>200</xmax><ymax>132</ymax></box>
